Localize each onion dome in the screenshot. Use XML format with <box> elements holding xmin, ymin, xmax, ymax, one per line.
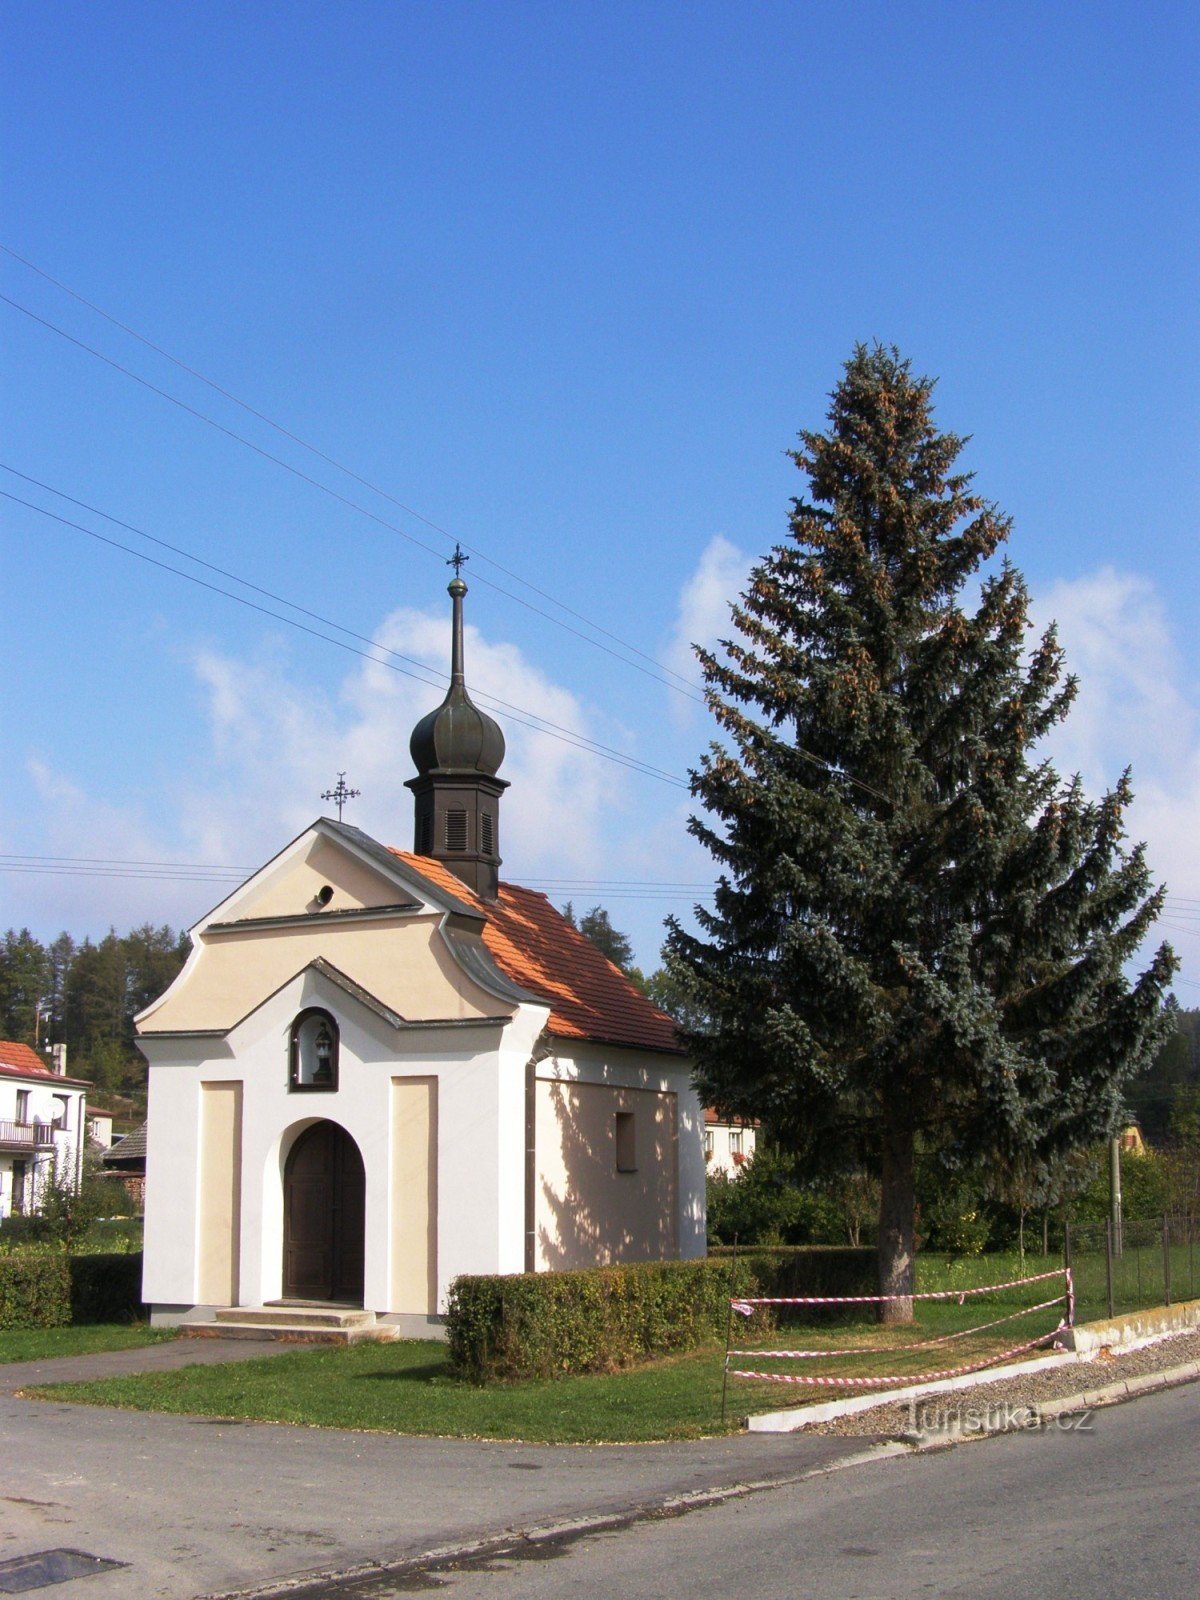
<box><xmin>409</xmin><ymin>581</ymin><xmax>506</xmax><ymax>777</ymax></box>
<box><xmin>406</xmin><ymin>560</ymin><xmax>508</xmax><ymax>901</ymax></box>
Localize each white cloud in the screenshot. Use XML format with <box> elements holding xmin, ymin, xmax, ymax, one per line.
<box><xmin>1032</xmin><ymin>569</ymin><xmax>1194</xmax><ymax>796</ymax></box>
<box><xmin>4</xmin><ymin>604</ymin><xmax>634</xmax><ymax>942</ymax></box>
<box><xmin>663</xmin><ymin>534</ymin><xmax>753</xmax><ymax>717</ymax></box>
<box><xmin>8</xmin><ymin>761</ymin><xmax>196</xmax><ymax>936</ymax></box>
<box><xmin>1032</xmin><ymin>568</ymin><xmax>1200</xmax><ymax>990</ymax></box>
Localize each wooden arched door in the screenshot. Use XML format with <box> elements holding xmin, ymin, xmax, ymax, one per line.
<box><xmin>282</xmin><ymin>1121</ymin><xmax>365</xmax><ymax>1303</ymax></box>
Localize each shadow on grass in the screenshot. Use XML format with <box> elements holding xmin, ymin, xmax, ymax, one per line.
<box><xmin>353</xmin><ymin>1360</ymin><xmax>455</xmax><ymax>1385</ymax></box>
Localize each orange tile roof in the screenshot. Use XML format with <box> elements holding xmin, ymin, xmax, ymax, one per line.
<box><xmin>389</xmin><ymin>851</ymin><xmax>685</xmax><ymax>1055</ymax></box>
<box><xmin>0</xmin><ymin>1040</ymin><xmax>60</xmax><ymax>1079</ymax></box>
<box><xmin>703</xmin><ymin>1107</ymin><xmax>760</xmax><ymax>1127</ymax></box>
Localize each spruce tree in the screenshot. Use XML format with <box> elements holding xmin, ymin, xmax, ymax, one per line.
<box><xmin>667</xmin><ymin>345</ymin><xmax>1176</xmax><ymax>1320</ymax></box>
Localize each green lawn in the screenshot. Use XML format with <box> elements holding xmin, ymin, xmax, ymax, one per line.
<box><xmin>31</xmin><ymin>1338</ymin><xmax>739</xmax><ymax>1443</ymax></box>
<box><xmin>9</xmin><ymin>1249</ymin><xmax>1186</xmax><ymax>1442</ymax></box>
<box><xmin>21</xmin><ymin>1251</ymin><xmax>1145</xmax><ymax>1442</ymax></box>
<box><xmin>0</xmin><ymin>1323</ymin><xmax>174</xmax><ymax>1365</ymax></box>
<box><xmin>28</xmin><ymin>1283</ymin><xmax>1073</xmax><ymax>1443</ymax></box>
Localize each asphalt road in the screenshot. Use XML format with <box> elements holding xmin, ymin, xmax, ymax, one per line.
<box><xmin>1</xmin><ymin>1342</ymin><xmax>1195</xmax><ymax>1600</ymax></box>
<box><xmin>286</xmin><ymin>1381</ymin><xmax>1198</xmax><ymax>1600</ymax></box>
<box><xmin>0</xmin><ymin>1343</ymin><xmax>862</xmax><ymax>1600</ymax></box>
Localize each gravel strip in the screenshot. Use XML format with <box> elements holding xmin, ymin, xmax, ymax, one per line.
<box><xmin>802</xmin><ymin>1328</ymin><xmax>1200</xmax><ymax>1437</ymax></box>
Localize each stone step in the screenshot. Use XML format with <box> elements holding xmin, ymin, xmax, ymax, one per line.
<box><xmin>181</xmin><ymin>1319</ymin><xmax>399</xmax><ymax>1346</ymax></box>
<box><xmin>214</xmin><ymin>1304</ymin><xmax>376</xmax><ymax>1330</ymax></box>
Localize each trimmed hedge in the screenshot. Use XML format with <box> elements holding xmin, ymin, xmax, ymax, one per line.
<box><xmin>70</xmin><ymin>1253</ymin><xmax>145</xmax><ymax>1323</ymax></box>
<box><xmin>0</xmin><ymin>1252</ymin><xmax>145</xmax><ymax>1330</ymax></box>
<box><xmin>0</xmin><ymin>1254</ymin><xmax>71</xmax><ymax>1330</ymax></box>
<box><xmin>447</xmin><ymin>1248</ymin><xmax>875</xmax><ymax>1382</ymax></box>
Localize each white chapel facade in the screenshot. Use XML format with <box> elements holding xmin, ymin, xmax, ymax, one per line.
<box><xmin>138</xmin><ymin>573</ymin><xmax>704</xmax><ymax>1331</ymax></box>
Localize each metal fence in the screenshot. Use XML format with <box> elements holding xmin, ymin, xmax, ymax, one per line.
<box><xmin>1064</xmin><ymin>1216</ymin><xmax>1199</xmax><ymax>1321</ymax></box>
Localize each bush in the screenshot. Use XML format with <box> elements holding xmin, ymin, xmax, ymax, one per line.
<box><xmin>447</xmin><ymin>1248</ymin><xmax>875</xmax><ymax>1382</ymax></box>
<box><xmin>0</xmin><ymin>1254</ymin><xmax>71</xmax><ymax>1329</ymax></box>
<box><xmin>706</xmin><ymin>1150</ymin><xmax>879</xmax><ymax>1247</ymax></box>
<box><xmin>0</xmin><ymin>1214</ymin><xmax>58</xmax><ymax>1249</ymax></box>
<box><xmin>0</xmin><ymin>1252</ymin><xmax>143</xmax><ymax>1330</ymax></box>
<box><xmin>920</xmin><ymin>1180</ymin><xmax>994</xmax><ymax>1255</ymax></box>
<box><xmin>1071</xmin><ymin>1146</ymin><xmax>1174</xmax><ymax>1225</ymax></box>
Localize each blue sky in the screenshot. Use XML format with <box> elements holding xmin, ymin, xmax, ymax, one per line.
<box><xmin>2</xmin><ymin>1</ymin><xmax>1198</xmax><ymax>996</ymax></box>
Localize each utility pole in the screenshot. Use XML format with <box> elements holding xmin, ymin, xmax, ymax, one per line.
<box><xmin>1109</xmin><ymin>1134</ymin><xmax>1123</xmax><ymax>1256</ymax></box>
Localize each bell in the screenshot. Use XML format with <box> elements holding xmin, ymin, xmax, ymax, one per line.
<box><xmin>312</xmin><ymin>1022</ymin><xmax>334</xmax><ymax>1084</ymax></box>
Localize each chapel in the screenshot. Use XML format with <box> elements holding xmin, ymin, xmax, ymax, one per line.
<box><xmin>138</xmin><ymin>571</ymin><xmax>704</xmax><ymax>1334</ymax></box>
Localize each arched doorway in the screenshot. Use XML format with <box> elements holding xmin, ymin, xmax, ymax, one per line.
<box><xmin>282</xmin><ymin>1122</ymin><xmax>365</xmax><ymax>1303</ymax></box>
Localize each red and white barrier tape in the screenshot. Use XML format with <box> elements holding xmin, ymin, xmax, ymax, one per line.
<box><xmin>727</xmin><ymin>1326</ymin><xmax>1067</xmax><ymax>1387</ymax></box>
<box><xmin>728</xmin><ymin>1293</ymin><xmax>1067</xmax><ymax>1360</ymax></box>
<box><xmin>731</xmin><ymin>1266</ymin><xmax>1067</xmax><ymax>1316</ymax></box>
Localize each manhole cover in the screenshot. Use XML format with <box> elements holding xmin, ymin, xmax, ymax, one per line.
<box><xmin>0</xmin><ymin>1549</ymin><xmax>127</xmax><ymax>1593</ymax></box>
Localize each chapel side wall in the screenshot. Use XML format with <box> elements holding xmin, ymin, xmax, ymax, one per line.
<box><xmin>533</xmin><ymin>1045</ymin><xmax>705</xmax><ymax>1269</ymax></box>
<box><xmin>534</xmin><ymin>1079</ymin><xmax>676</xmax><ymax>1268</ymax></box>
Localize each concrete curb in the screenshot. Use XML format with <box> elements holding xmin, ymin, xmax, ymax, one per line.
<box><xmin>745</xmin><ymin>1299</ymin><xmax>1200</xmax><ymax>1433</ymax></box>
<box><xmin>906</xmin><ymin>1358</ymin><xmax>1200</xmax><ymax>1450</ymax></box>
<box><xmin>744</xmin><ymin>1348</ymin><xmax>1077</xmax><ymax>1432</ymax></box>
<box><xmin>1061</xmin><ymin>1298</ymin><xmax>1200</xmax><ymax>1354</ymax></box>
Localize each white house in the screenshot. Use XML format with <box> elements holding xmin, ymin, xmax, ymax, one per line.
<box><xmin>138</xmin><ymin>573</ymin><xmax>704</xmax><ymax>1335</ymax></box>
<box><xmin>703</xmin><ymin>1108</ymin><xmax>758</xmax><ymax>1178</ymax></box>
<box><xmin>0</xmin><ymin>1041</ymin><xmax>89</xmax><ymax>1220</ymax></box>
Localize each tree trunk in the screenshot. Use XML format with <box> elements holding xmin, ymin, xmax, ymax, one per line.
<box><xmin>878</xmin><ymin>1120</ymin><xmax>915</xmax><ymax>1324</ymax></box>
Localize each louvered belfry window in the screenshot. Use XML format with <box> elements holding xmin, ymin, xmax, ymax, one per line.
<box><xmin>481</xmin><ymin>811</ymin><xmax>494</xmax><ymax>856</ymax></box>
<box><xmin>445</xmin><ymin>808</ymin><xmax>468</xmax><ymax>852</ymax></box>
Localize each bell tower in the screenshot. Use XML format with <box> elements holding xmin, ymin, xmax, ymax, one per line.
<box><xmin>406</xmin><ymin>551</ymin><xmax>508</xmax><ymax>900</ymax></box>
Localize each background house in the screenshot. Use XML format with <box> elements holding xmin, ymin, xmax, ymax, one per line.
<box><xmin>0</xmin><ymin>1041</ymin><xmax>89</xmax><ymax>1219</ymax></box>
<box><xmin>703</xmin><ymin>1108</ymin><xmax>758</xmax><ymax>1178</ymax></box>
<box><xmin>102</xmin><ymin>1121</ymin><xmax>147</xmax><ymax>1211</ymax></box>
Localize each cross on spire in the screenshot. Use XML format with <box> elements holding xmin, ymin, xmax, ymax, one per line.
<box><xmin>448</xmin><ymin>543</ymin><xmax>469</xmax><ymax>577</ymax></box>
<box><xmin>321</xmin><ymin>772</ymin><xmax>360</xmax><ymax>822</ymax></box>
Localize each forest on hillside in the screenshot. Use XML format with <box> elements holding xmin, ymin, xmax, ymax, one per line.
<box><xmin>0</xmin><ymin>924</ymin><xmax>188</xmax><ymax>1099</ymax></box>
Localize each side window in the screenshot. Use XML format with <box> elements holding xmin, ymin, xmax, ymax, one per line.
<box><xmin>615</xmin><ymin>1110</ymin><xmax>637</xmax><ymax>1173</ymax></box>
<box><xmin>289</xmin><ymin>1009</ymin><xmax>339</xmax><ymax>1092</ymax></box>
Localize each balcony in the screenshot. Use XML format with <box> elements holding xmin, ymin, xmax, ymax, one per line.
<box><xmin>0</xmin><ymin>1120</ymin><xmax>57</xmax><ymax>1152</ymax></box>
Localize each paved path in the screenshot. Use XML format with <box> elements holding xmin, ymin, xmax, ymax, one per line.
<box><xmin>0</xmin><ymin>1341</ymin><xmax>865</xmax><ymax>1600</ymax></box>
<box><xmin>0</xmin><ymin>1334</ymin><xmax>300</xmax><ymax>1393</ymax></box>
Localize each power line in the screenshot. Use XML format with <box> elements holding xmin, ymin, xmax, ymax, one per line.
<box><xmin>1</xmin><ymin>482</ymin><xmax>690</xmax><ymax>790</ymax></box>
<box><xmin>0</xmin><ymin>288</ymin><xmax>706</xmax><ymax>705</ymax></box>
<box><xmin>7</xmin><ymin>464</ymin><xmax>903</xmax><ymax>808</ymax></box>
<box><xmin>0</xmin><ymin>864</ymin><xmax>244</xmax><ymax>883</ymax></box>
<box><xmin>1</xmin><ymin>243</ymin><xmax>707</xmax><ymax>697</ymax></box>
<box><xmin>2</xmin><ymin>465</ymin><xmax>684</xmax><ymax>785</ymax></box>
<box><xmin>0</xmin><ymin>281</ymin><xmax>918</xmax><ymax>812</ymax></box>
<box><xmin>1</xmin><ymin>854</ymin><xmax>253</xmax><ymax>870</ymax></box>
<box><xmin>0</xmin><ymin>852</ymin><xmax>714</xmax><ymax>898</ymax></box>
